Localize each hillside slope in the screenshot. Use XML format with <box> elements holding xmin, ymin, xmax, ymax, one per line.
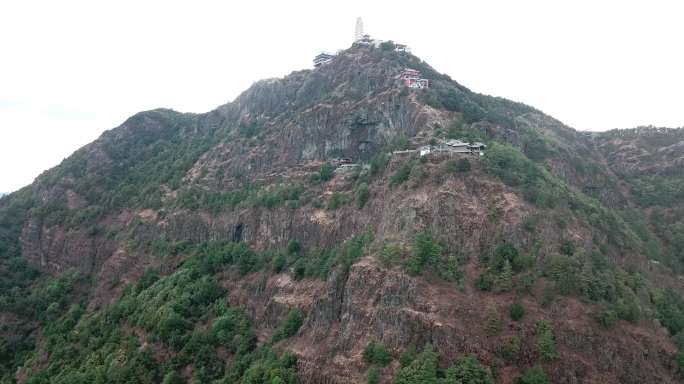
<box><xmin>1</xmin><ymin>43</ymin><xmax>683</xmax><ymax>384</ymax></box>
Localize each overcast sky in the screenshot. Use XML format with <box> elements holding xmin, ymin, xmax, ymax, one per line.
<box><xmin>1</xmin><ymin>0</ymin><xmax>683</xmax><ymax>192</ymax></box>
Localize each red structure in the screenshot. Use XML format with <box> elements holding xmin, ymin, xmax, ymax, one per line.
<box><xmin>400</xmin><ymin>68</ymin><xmax>429</xmax><ymax>89</ymax></box>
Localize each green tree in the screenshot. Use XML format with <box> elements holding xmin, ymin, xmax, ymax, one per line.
<box><xmin>367</xmin><ymin>367</ymin><xmax>381</xmax><ymax>384</ymax></box>
<box><xmin>399</xmin><ymin>345</ymin><xmax>417</xmax><ymax>368</ymax></box>
<box><xmin>407</xmin><ymin>231</ymin><xmax>442</xmax><ymax>275</ymax></box>
<box><xmin>615</xmin><ymin>295</ymin><xmax>641</xmax><ymax>323</ymax></box>
<box><xmin>442</xmin><ymin>356</ymin><xmax>494</xmax><ymax>384</ymax></box>
<box><xmin>578</xmin><ymin>261</ymin><xmax>595</xmax><ymax>299</ymax></box>
<box><xmin>437</xmin><ymin>253</ymin><xmax>462</xmax><ymax>283</ymax></box>
<box><xmin>495</xmin><ymin>260</ymin><xmax>513</xmax><ymax>292</ymax></box>
<box><xmin>535</xmin><ymin>321</ymin><xmax>558</xmax><ymax>362</ymax></box>
<box><xmin>393</xmin><ymin>344</ymin><xmax>438</xmax><ymax>384</ymax></box>
<box><xmin>363</xmin><ymin>341</ymin><xmax>392</xmax><ymax>366</ymax></box>
<box><xmin>492</xmin><ymin>243</ymin><xmax>519</xmax><ymax>271</ymax></box>
<box><xmin>272</xmin><ymin>253</ymin><xmax>287</xmax><ymax>273</ymax></box>
<box><xmin>483</xmin><ymin>306</ymin><xmax>501</xmax><ymax>337</ymax></box>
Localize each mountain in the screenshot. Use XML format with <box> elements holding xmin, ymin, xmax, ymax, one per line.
<box><xmin>1</xmin><ymin>42</ymin><xmax>684</xmax><ymax>384</ymax></box>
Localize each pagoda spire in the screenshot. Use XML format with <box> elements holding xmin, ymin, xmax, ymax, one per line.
<box><xmin>355</xmin><ymin>17</ymin><xmax>364</xmax><ymax>42</ymax></box>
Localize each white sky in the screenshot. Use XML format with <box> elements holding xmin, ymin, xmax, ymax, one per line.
<box><xmin>1</xmin><ymin>0</ymin><xmax>683</xmax><ymax>193</ymax></box>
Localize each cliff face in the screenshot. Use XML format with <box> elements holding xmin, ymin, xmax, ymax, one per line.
<box><xmin>2</xmin><ymin>45</ymin><xmax>684</xmax><ymax>383</ymax></box>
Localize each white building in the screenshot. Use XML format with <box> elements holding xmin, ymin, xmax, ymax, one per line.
<box><xmin>419</xmin><ymin>145</ymin><xmax>432</xmax><ymax>157</ymax></box>
<box><xmin>394</xmin><ymin>44</ymin><xmax>410</xmax><ymax>53</ymax></box>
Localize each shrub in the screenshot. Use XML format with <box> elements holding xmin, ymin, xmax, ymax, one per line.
<box><xmin>370</xmin><ymin>153</ymin><xmax>390</xmax><ymax>176</ymax></box>
<box><xmin>356</xmin><ymin>183</ymin><xmax>370</xmax><ymax>208</ymax></box>
<box><xmin>310</xmin><ymin>163</ymin><xmax>335</xmax><ymax>184</ymax></box>
<box><xmin>363</xmin><ymin>341</ymin><xmax>392</xmax><ymax>366</ymax></box>
<box><xmin>253</xmin><ymin>184</ymin><xmax>303</xmax><ymax>209</ymax></box>
<box><xmin>327</xmin><ymin>192</ymin><xmax>352</xmax><ymax>210</ymax></box>
<box><xmin>615</xmin><ymin>296</ymin><xmax>642</xmax><ymax>323</ymax></box>
<box><xmin>238</xmin><ymin>120</ymin><xmax>260</xmax><ymax>137</ymax></box>
<box><xmin>515</xmin><ymin>365</ymin><xmax>549</xmax><ymax>384</ymax></box>
<box><xmin>540</xmin><ymin>286</ymin><xmax>557</xmax><ymax>308</ymax></box>
<box><xmin>367</xmin><ymin>367</ymin><xmax>380</xmax><ymax>384</ymax></box>
<box><xmin>444</xmin><ymin>158</ymin><xmax>472</xmax><ymax>174</ymax></box>
<box><xmin>137</xmin><ymin>269</ymin><xmax>160</xmax><ymax>293</ymax></box>
<box><xmin>522</xmin><ymin>216</ymin><xmax>538</xmax><ymax>232</ymax></box>
<box><xmin>380</xmin><ymin>243</ymin><xmax>404</xmax><ymax>266</ymax></box>
<box><xmin>390</xmin><ymin>163</ymin><xmax>413</xmax><ymax>186</ymax></box>
<box><xmin>287</xmin><ymin>240</ymin><xmax>301</xmax><ymax>254</ymax></box>
<box><xmin>162</xmin><ymin>371</ymin><xmax>185</xmax><ymax>384</ymax></box>
<box><xmin>475</xmin><ymin>273</ymin><xmax>494</xmax><ymax>291</ymax></box>
<box><xmin>492</xmin><ymin>243</ymin><xmax>520</xmax><ymax>271</ymax></box>
<box><xmin>594</xmin><ymin>307</ymin><xmax>618</xmax><ymax>328</ymax></box>
<box><xmin>391</xmin><ymin>136</ymin><xmax>411</xmax><ymax>151</ymax></box>
<box><xmin>380</xmin><ymin>40</ymin><xmax>396</xmax><ymax>51</ymax></box>
<box><xmin>518</xmin><ymin>273</ymin><xmax>536</xmax><ymax>294</ymax></box>
<box><xmin>456</xmin><ymin>158</ymin><xmax>471</xmax><ymax>172</ymax></box>
<box><xmin>292</xmin><ymin>259</ymin><xmax>306</xmax><ymax>280</ymax></box>
<box><xmin>319</xmin><ymin>163</ymin><xmax>335</xmax><ymax>182</ymax></box>
<box><xmin>510</xmin><ymin>302</ymin><xmax>525</xmax><ymax>321</ymax></box>
<box><xmin>559</xmin><ymin>240</ymin><xmax>575</xmax><ymax>256</ymax></box>
<box><xmin>272</xmin><ymin>253</ymin><xmax>287</xmax><ymax>273</ymax></box>
<box><xmin>677</xmin><ymin>353</ymin><xmax>684</xmax><ymax>377</ymax></box>
<box><xmin>271</xmin><ymin>309</ymin><xmax>304</xmax><ymax>343</ymax></box>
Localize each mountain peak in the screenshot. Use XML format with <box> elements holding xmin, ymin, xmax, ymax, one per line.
<box><xmin>2</xmin><ymin>32</ymin><xmax>684</xmax><ymax>384</ymax></box>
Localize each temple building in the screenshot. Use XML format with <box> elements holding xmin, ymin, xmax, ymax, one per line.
<box><xmin>400</xmin><ymin>68</ymin><xmax>429</xmax><ymax>89</ymax></box>
<box><xmin>313</xmin><ymin>52</ymin><xmax>335</xmax><ymax>67</ymax></box>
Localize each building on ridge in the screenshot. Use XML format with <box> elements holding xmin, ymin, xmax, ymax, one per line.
<box><xmin>313</xmin><ymin>52</ymin><xmax>335</xmax><ymax>67</ymax></box>
<box><xmin>399</xmin><ymin>68</ymin><xmax>429</xmax><ymax>89</ymax></box>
